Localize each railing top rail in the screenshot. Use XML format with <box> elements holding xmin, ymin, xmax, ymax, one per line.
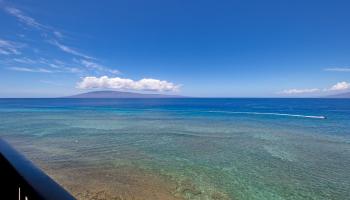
<box><xmin>0</xmin><ymin>138</ymin><xmax>75</xmax><ymax>200</ymax></box>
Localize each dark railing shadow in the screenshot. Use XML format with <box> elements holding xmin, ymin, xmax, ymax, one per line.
<box><xmin>0</xmin><ymin>138</ymin><xmax>75</xmax><ymax>200</ymax></box>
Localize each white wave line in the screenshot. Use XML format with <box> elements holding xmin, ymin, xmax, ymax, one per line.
<box><xmin>139</xmin><ymin>108</ymin><xmax>326</xmax><ymax>119</ymax></box>
<box><xmin>207</xmin><ymin>111</ymin><xmax>326</xmax><ymax>119</ymax></box>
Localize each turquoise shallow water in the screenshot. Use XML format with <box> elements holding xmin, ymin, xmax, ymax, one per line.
<box><xmin>0</xmin><ymin>98</ymin><xmax>350</xmax><ymax>199</ymax></box>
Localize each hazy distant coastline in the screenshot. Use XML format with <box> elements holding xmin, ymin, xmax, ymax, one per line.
<box><xmin>64</xmin><ymin>91</ymin><xmax>184</xmax><ymax>98</ymax></box>
<box><xmin>326</xmin><ymin>91</ymin><xmax>350</xmax><ymax>98</ymax></box>
<box><xmin>62</xmin><ymin>90</ymin><xmax>350</xmax><ymax>99</ymax></box>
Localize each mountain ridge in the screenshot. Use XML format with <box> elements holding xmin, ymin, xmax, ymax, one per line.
<box><xmin>326</xmin><ymin>91</ymin><xmax>350</xmax><ymax>98</ymax></box>
<box><xmin>64</xmin><ymin>90</ymin><xmax>184</xmax><ymax>98</ymax></box>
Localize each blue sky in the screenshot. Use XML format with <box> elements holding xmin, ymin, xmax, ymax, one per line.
<box><xmin>0</xmin><ymin>0</ymin><xmax>350</xmax><ymax>97</ymax></box>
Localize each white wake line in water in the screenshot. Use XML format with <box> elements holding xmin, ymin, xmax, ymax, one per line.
<box><xmin>208</xmin><ymin>111</ymin><xmax>326</xmax><ymax>119</ymax></box>
<box><xmin>141</xmin><ymin>109</ymin><xmax>326</xmax><ymax>119</ymax></box>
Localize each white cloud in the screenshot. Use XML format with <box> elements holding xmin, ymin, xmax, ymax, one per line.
<box><xmin>81</xmin><ymin>59</ymin><xmax>103</xmax><ymax>70</ymax></box>
<box><xmin>0</xmin><ymin>39</ymin><xmax>23</xmax><ymax>55</ymax></box>
<box><xmin>281</xmin><ymin>88</ymin><xmax>320</xmax><ymax>94</ymax></box>
<box><xmin>3</xmin><ymin>6</ymin><xmax>106</xmax><ymax>74</ymax></box>
<box><xmin>281</xmin><ymin>81</ymin><xmax>350</xmax><ymax>95</ymax></box>
<box><xmin>80</xmin><ymin>59</ymin><xmax>119</xmax><ymax>74</ymax></box>
<box><xmin>324</xmin><ymin>67</ymin><xmax>350</xmax><ymax>72</ymax></box>
<box><xmin>4</xmin><ymin>6</ymin><xmax>64</xmax><ymax>39</ymax></box>
<box><xmin>49</xmin><ymin>59</ymin><xmax>83</xmax><ymax>73</ymax></box>
<box><xmin>5</xmin><ymin>7</ymin><xmax>47</xmax><ymax>29</ymax></box>
<box><xmin>77</xmin><ymin>76</ymin><xmax>180</xmax><ymax>92</ymax></box>
<box><xmin>12</xmin><ymin>57</ymin><xmax>37</xmax><ymax>64</ymax></box>
<box><xmin>64</xmin><ymin>67</ymin><xmax>82</xmax><ymax>73</ymax></box>
<box><xmin>50</xmin><ymin>40</ymin><xmax>95</xmax><ymax>60</ymax></box>
<box><xmin>8</xmin><ymin>67</ymin><xmax>53</xmax><ymax>73</ymax></box>
<box><xmin>6</xmin><ymin>57</ymin><xmax>82</xmax><ymax>74</ymax></box>
<box><xmin>329</xmin><ymin>81</ymin><xmax>350</xmax><ymax>91</ymax></box>
<box><xmin>53</xmin><ymin>31</ymin><xmax>63</xmax><ymax>38</ymax></box>
<box><xmin>40</xmin><ymin>80</ymin><xmax>64</xmax><ymax>86</ymax></box>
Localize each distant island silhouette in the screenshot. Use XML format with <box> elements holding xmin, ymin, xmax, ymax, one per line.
<box><xmin>63</xmin><ymin>90</ymin><xmax>350</xmax><ymax>98</ymax></box>
<box><xmin>327</xmin><ymin>91</ymin><xmax>350</xmax><ymax>98</ymax></box>
<box><xmin>64</xmin><ymin>90</ymin><xmax>184</xmax><ymax>98</ymax></box>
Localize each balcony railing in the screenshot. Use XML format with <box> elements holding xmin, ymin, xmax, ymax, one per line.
<box><xmin>0</xmin><ymin>138</ymin><xmax>75</xmax><ymax>200</ymax></box>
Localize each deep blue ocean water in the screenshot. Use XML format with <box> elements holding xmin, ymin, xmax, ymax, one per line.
<box><xmin>0</xmin><ymin>98</ymin><xmax>349</xmax><ymax>199</ymax></box>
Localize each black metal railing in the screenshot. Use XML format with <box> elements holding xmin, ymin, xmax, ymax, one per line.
<box><xmin>0</xmin><ymin>138</ymin><xmax>75</xmax><ymax>200</ymax></box>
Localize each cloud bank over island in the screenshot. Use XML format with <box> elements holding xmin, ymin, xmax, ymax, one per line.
<box><xmin>329</xmin><ymin>81</ymin><xmax>350</xmax><ymax>91</ymax></box>
<box><xmin>324</xmin><ymin>67</ymin><xmax>350</xmax><ymax>72</ymax></box>
<box><xmin>281</xmin><ymin>81</ymin><xmax>350</xmax><ymax>95</ymax></box>
<box><xmin>281</xmin><ymin>88</ymin><xmax>320</xmax><ymax>95</ymax></box>
<box><xmin>77</xmin><ymin>76</ymin><xmax>181</xmax><ymax>92</ymax></box>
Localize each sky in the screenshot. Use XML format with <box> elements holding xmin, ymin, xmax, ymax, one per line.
<box><xmin>0</xmin><ymin>0</ymin><xmax>350</xmax><ymax>97</ymax></box>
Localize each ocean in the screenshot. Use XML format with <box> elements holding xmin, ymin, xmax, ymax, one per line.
<box><xmin>0</xmin><ymin>98</ymin><xmax>349</xmax><ymax>200</ymax></box>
